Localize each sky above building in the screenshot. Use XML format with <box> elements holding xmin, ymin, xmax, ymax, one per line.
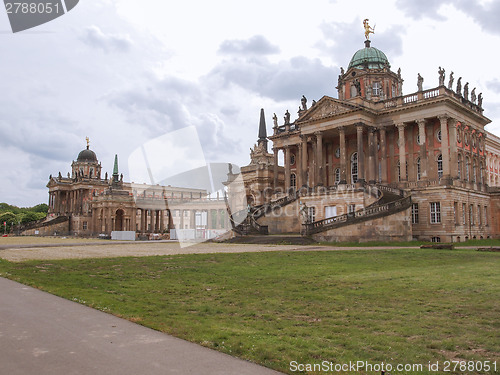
<box><xmin>1</xmin><ymin>0</ymin><xmax>500</xmax><ymax>206</ymax></box>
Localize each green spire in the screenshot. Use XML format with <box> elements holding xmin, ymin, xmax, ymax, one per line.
<box><xmin>113</xmin><ymin>154</ymin><xmax>119</xmax><ymax>175</ymax></box>
<box><xmin>112</xmin><ymin>154</ymin><xmax>119</xmax><ymax>182</ymax></box>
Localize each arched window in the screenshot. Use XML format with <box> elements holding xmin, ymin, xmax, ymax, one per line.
<box><xmin>351</xmin><ymin>152</ymin><xmax>358</xmax><ymax>183</ymax></box>
<box><xmin>437</xmin><ymin>154</ymin><xmax>443</xmax><ymax>179</ymax></box>
<box><xmin>334</xmin><ymin>168</ymin><xmax>340</xmax><ymax>184</ymax></box>
<box><xmin>480</xmin><ymin>162</ymin><xmax>484</xmax><ymax>184</ymax></box>
<box><xmin>457</xmin><ymin>154</ymin><xmax>462</xmax><ymax>179</ymax></box>
<box><xmin>465</xmin><ymin>156</ymin><xmax>470</xmax><ymax>181</ymax></box>
<box><xmin>398</xmin><ymin>161</ymin><xmax>408</xmax><ymax>182</ymax></box>
<box><xmin>416</xmin><ymin>157</ymin><xmax>421</xmax><ymax>181</ymax></box>
<box><xmin>290</xmin><ymin>173</ymin><xmax>296</xmax><ymax>188</ymax></box>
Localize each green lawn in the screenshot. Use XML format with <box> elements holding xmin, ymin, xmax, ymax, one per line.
<box><xmin>0</xmin><ymin>248</ymin><xmax>499</xmax><ymax>374</ymax></box>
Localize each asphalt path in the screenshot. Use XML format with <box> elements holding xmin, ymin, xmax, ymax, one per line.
<box><xmin>0</xmin><ymin>277</ymin><xmax>283</xmax><ymax>375</ymax></box>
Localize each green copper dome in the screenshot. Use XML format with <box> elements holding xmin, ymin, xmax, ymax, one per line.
<box><xmin>348</xmin><ymin>41</ymin><xmax>390</xmax><ymax>70</ymax></box>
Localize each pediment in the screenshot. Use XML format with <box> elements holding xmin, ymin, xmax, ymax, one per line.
<box><xmin>299</xmin><ymin>97</ymin><xmax>358</xmax><ymax>122</ymax></box>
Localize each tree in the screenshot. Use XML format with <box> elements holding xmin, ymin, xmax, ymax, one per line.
<box><xmin>0</xmin><ymin>211</ymin><xmax>17</xmax><ymax>233</ymax></box>
<box><xmin>31</xmin><ymin>203</ymin><xmax>49</xmax><ymax>213</ymax></box>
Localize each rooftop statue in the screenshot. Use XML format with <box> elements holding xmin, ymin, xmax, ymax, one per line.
<box><xmin>363</xmin><ymin>19</ymin><xmax>375</xmax><ymax>40</ymax></box>
<box><xmin>417</xmin><ymin>73</ymin><xmax>424</xmax><ymax>92</ymax></box>
<box><xmin>456</xmin><ymin>77</ymin><xmax>462</xmax><ymax>96</ymax></box>
<box><xmin>448</xmin><ymin>71</ymin><xmax>454</xmax><ymax>90</ymax></box>
<box><xmin>438</xmin><ymin>67</ymin><xmax>445</xmax><ymax>86</ymax></box>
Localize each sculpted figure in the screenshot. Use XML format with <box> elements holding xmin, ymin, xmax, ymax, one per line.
<box><xmin>456</xmin><ymin>77</ymin><xmax>462</xmax><ymax>96</ymax></box>
<box><xmin>448</xmin><ymin>71</ymin><xmax>454</xmax><ymax>90</ymax></box>
<box><xmin>471</xmin><ymin>88</ymin><xmax>477</xmax><ymax>104</ymax></box>
<box><xmin>353</xmin><ymin>78</ymin><xmax>361</xmax><ymax>96</ymax></box>
<box><xmin>417</xmin><ymin>73</ymin><xmax>424</xmax><ymax>92</ymax></box>
<box><xmin>438</xmin><ymin>66</ymin><xmax>445</xmax><ymax>86</ymax></box>
<box><xmin>284</xmin><ymin>110</ymin><xmax>291</xmax><ymax>125</ymax></box>
<box><xmin>478</xmin><ymin>93</ymin><xmax>483</xmax><ymax>108</ymax></box>
<box><xmin>301</xmin><ymin>95</ymin><xmax>307</xmax><ymax>110</ymax></box>
<box><xmin>463</xmin><ymin>82</ymin><xmax>469</xmax><ymax>101</ymax></box>
<box><xmin>363</xmin><ymin>19</ymin><xmax>375</xmax><ymax>40</ymax></box>
<box><xmin>272</xmin><ymin>113</ymin><xmax>278</xmax><ymax>128</ymax></box>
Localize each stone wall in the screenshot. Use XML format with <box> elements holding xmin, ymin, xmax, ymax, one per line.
<box><xmin>21</xmin><ymin>217</ymin><xmax>70</xmax><ymax>236</ymax></box>
<box><xmin>411</xmin><ymin>186</ymin><xmax>493</xmax><ymax>242</ymax></box>
<box><xmin>311</xmin><ymin>207</ymin><xmax>412</xmax><ymax>243</ymax></box>
<box><xmin>258</xmin><ymin>200</ymin><xmax>301</xmax><ymax>234</ymax></box>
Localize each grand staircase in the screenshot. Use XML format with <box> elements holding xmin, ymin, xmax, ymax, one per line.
<box><xmin>227</xmin><ymin>184</ymin><xmax>411</xmax><ymax>237</ymax></box>
<box><xmin>304</xmin><ymin>184</ymin><xmax>411</xmax><ymax>235</ymax></box>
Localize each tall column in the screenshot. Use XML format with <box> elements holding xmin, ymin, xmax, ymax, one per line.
<box><xmin>368</xmin><ymin>128</ymin><xmax>376</xmax><ymax>183</ymax></box>
<box><xmin>315</xmin><ymin>132</ymin><xmax>323</xmax><ymax>186</ymax></box>
<box><xmin>273</xmin><ymin>147</ymin><xmax>279</xmax><ymax>189</ymax></box>
<box><xmin>301</xmin><ymin>136</ymin><xmax>308</xmax><ymax>187</ymax></box>
<box><xmin>356</xmin><ymin>124</ymin><xmax>365</xmax><ymax>182</ymax></box>
<box><xmin>438</xmin><ymin>115</ymin><xmax>451</xmax><ymax>178</ymax></box>
<box><xmin>448</xmin><ymin>119</ymin><xmax>458</xmax><ymax>179</ymax></box>
<box><xmin>297</xmin><ymin>144</ymin><xmax>303</xmax><ymax>188</ymax></box>
<box><xmin>159</xmin><ymin>210</ymin><xmax>164</xmax><ymax>232</ymax></box>
<box><xmin>106</xmin><ymin>207</ymin><xmax>112</xmax><ymax>233</ymax></box>
<box><xmin>149</xmin><ymin>209</ymin><xmax>154</xmax><ymax>232</ymax></box>
<box><xmin>190</xmin><ymin>210</ymin><xmax>196</xmax><ymax>229</ymax></box>
<box><xmin>339</xmin><ymin>127</ymin><xmax>347</xmax><ymax>184</ymax></box>
<box><xmin>416</xmin><ymin>119</ymin><xmax>428</xmax><ymax>180</ymax></box>
<box><xmin>179</xmin><ymin>210</ymin><xmax>184</xmax><ymax>229</ymax></box>
<box><xmin>397</xmin><ymin>123</ymin><xmax>407</xmax><ymax>181</ymax></box>
<box><xmin>284</xmin><ymin>146</ymin><xmax>291</xmax><ymax>191</ymax></box>
<box><xmin>155</xmin><ymin>210</ymin><xmax>160</xmax><ymax>232</ymax></box>
<box><xmin>380</xmin><ymin>128</ymin><xmax>387</xmax><ymax>183</ymax></box>
<box><xmin>132</xmin><ymin>209</ymin><xmax>137</xmax><ymax>233</ymax></box>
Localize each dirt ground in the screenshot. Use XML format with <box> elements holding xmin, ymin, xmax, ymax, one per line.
<box><xmin>0</xmin><ymin>236</ymin><xmax>330</xmax><ymax>262</ymax></box>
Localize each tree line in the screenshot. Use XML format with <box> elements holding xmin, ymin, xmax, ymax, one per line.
<box><xmin>0</xmin><ymin>203</ymin><xmax>48</xmax><ymax>234</ymax></box>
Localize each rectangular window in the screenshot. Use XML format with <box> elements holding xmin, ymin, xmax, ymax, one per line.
<box><xmin>431</xmin><ymin>236</ymin><xmax>441</xmax><ymax>243</ymax></box>
<box><xmin>411</xmin><ymin>203</ymin><xmax>419</xmax><ymax>224</ymax></box>
<box><xmin>348</xmin><ymin>204</ymin><xmax>356</xmax><ymax>214</ymax></box>
<box><xmin>308</xmin><ymin>207</ymin><xmax>316</xmax><ymax>222</ymax></box>
<box><xmin>83</xmin><ymin>221</ymin><xmax>88</xmax><ymax>230</ymax></box>
<box><xmin>372</xmin><ymin>82</ymin><xmax>381</xmax><ymax>96</ymax></box>
<box><xmin>469</xmin><ymin>205</ymin><xmax>474</xmax><ymax>226</ymax></box>
<box><xmin>478</xmin><ymin>205</ymin><xmax>482</xmax><ymax>226</ymax></box>
<box><xmin>453</xmin><ymin>202</ymin><xmax>458</xmax><ymax>225</ymax></box>
<box><xmin>462</xmin><ymin>203</ymin><xmax>466</xmax><ymax>225</ymax></box>
<box><xmin>325</xmin><ymin>206</ymin><xmax>337</xmax><ymax>219</ymax></box>
<box><xmin>484</xmin><ymin>206</ymin><xmax>488</xmax><ymax>226</ymax></box>
<box><xmin>430</xmin><ymin>202</ymin><xmax>441</xmax><ymax>224</ymax></box>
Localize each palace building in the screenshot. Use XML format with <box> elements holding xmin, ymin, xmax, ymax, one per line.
<box><xmin>21</xmin><ymin>139</ymin><xmax>231</xmax><ymax>239</ymax></box>
<box><xmin>21</xmin><ymin>29</ymin><xmax>500</xmax><ymax>242</ymax></box>
<box><xmin>239</xmin><ymin>37</ymin><xmax>500</xmax><ymax>242</ymax></box>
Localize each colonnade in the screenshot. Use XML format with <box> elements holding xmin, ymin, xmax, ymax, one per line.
<box><xmin>272</xmin><ymin>115</ymin><xmax>466</xmax><ymax>190</ymax></box>
<box><xmin>48</xmin><ymin>189</ymin><xmax>88</xmax><ymax>214</ymax></box>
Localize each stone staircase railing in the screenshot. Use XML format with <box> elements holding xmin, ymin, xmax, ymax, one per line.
<box><xmin>304</xmin><ymin>184</ymin><xmax>411</xmax><ymax>235</ymax></box>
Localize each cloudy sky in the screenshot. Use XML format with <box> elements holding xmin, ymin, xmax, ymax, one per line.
<box><xmin>1</xmin><ymin>0</ymin><xmax>500</xmax><ymax>206</ymax></box>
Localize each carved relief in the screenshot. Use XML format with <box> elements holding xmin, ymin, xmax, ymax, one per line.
<box><xmin>310</xmin><ymin>101</ymin><xmax>352</xmax><ymax>120</ymax></box>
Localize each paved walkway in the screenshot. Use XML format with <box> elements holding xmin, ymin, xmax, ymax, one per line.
<box><xmin>0</xmin><ymin>277</ymin><xmax>283</xmax><ymax>375</ymax></box>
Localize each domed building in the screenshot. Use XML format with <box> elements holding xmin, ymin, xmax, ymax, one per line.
<box><xmin>241</xmin><ymin>27</ymin><xmax>500</xmax><ymax>242</ymax></box>
<box><xmin>39</xmin><ymin>139</ymin><xmax>222</xmax><ymax>238</ymax></box>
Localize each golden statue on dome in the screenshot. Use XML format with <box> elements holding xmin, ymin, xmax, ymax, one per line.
<box><xmin>363</xmin><ymin>19</ymin><xmax>375</xmax><ymax>40</ymax></box>
<box><xmin>86</xmin><ymin>136</ymin><xmax>90</xmax><ymax>148</ymax></box>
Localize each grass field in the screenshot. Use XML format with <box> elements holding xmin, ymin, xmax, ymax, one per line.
<box><xmin>0</xmin><ymin>248</ymin><xmax>499</xmax><ymax>374</ymax></box>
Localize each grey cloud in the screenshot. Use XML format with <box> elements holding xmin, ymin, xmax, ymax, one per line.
<box><xmin>486</xmin><ymin>79</ymin><xmax>500</xmax><ymax>94</ymax></box>
<box><xmin>218</xmin><ymin>35</ymin><xmax>280</xmax><ymax>56</ymax></box>
<box><xmin>106</xmin><ymin>75</ymin><xmax>240</xmax><ymax>159</ymax></box>
<box><xmin>0</xmin><ymin>107</ymin><xmax>82</xmax><ymax>163</ymax></box>
<box><xmin>207</xmin><ymin>56</ymin><xmax>335</xmax><ymax>101</ymax></box>
<box><xmin>80</xmin><ymin>25</ymin><xmax>133</xmax><ymax>53</ymax></box>
<box><xmin>397</xmin><ymin>0</ymin><xmax>500</xmax><ymax>35</ymax></box>
<box><xmin>395</xmin><ymin>0</ymin><xmax>449</xmax><ymax>20</ymax></box>
<box><xmin>317</xmin><ymin>20</ymin><xmax>404</xmax><ymax>69</ymax></box>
